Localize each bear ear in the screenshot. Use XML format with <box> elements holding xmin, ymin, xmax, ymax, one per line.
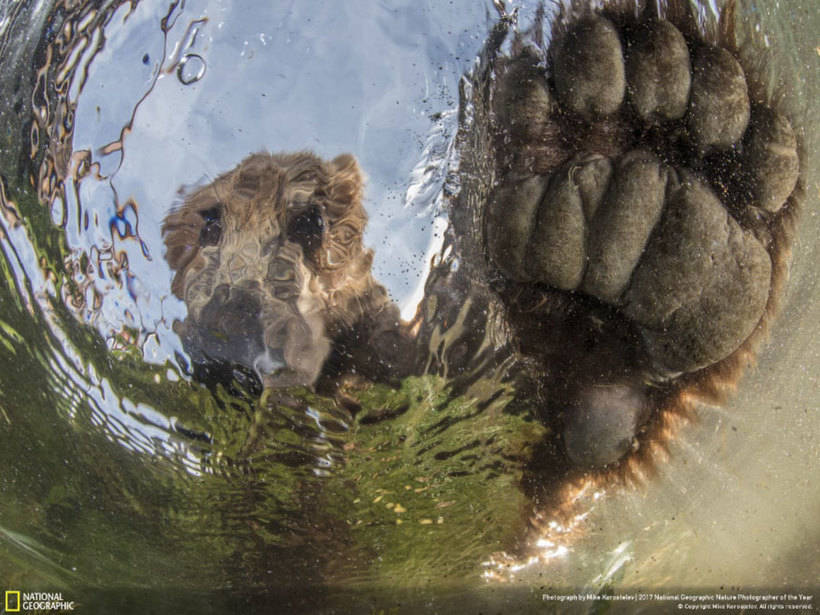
<box><xmin>328</xmin><ymin>153</ymin><xmax>364</xmax><ymax>206</ymax></box>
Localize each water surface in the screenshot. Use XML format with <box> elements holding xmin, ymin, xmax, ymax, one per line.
<box><xmin>0</xmin><ymin>0</ymin><xmax>817</xmax><ymax>612</ymax></box>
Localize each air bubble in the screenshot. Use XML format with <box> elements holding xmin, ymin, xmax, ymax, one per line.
<box><xmin>176</xmin><ymin>53</ymin><xmax>206</xmax><ymax>85</ymax></box>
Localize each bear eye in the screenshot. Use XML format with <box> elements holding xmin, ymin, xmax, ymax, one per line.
<box><xmin>198</xmin><ymin>205</ymin><xmax>223</xmax><ymax>247</ymax></box>
<box><xmin>286</xmin><ymin>204</ymin><xmax>324</xmax><ymax>261</ymax></box>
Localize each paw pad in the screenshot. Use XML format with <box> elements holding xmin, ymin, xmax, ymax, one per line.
<box><xmin>625</xmin><ymin>19</ymin><xmax>691</xmax><ymax>123</ymax></box>
<box><xmin>554</xmin><ymin>16</ymin><xmax>625</xmax><ymax>117</ymax></box>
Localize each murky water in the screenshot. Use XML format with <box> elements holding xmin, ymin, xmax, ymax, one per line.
<box><xmin>0</xmin><ymin>0</ymin><xmax>817</xmax><ymax>613</ymax></box>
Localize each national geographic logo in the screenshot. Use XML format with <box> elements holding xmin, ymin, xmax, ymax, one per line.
<box><xmin>3</xmin><ymin>591</ymin><xmax>19</xmax><ymax>612</ymax></box>
<box><xmin>4</xmin><ymin>591</ymin><xmax>75</xmax><ymax>612</ymax></box>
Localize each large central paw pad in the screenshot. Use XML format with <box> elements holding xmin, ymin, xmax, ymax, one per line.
<box><xmin>484</xmin><ymin>14</ymin><xmax>800</xmax><ymax>467</ymax></box>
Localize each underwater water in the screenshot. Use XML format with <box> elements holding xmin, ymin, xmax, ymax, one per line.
<box><xmin>0</xmin><ymin>0</ymin><xmax>817</xmax><ymax>613</ymax></box>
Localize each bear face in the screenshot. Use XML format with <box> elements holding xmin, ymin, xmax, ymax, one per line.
<box><xmin>162</xmin><ymin>152</ymin><xmax>393</xmax><ymax>389</ymax></box>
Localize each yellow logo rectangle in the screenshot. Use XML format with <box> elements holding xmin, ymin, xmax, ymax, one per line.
<box><xmin>5</xmin><ymin>590</ymin><xmax>21</xmax><ymax>612</ymax></box>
